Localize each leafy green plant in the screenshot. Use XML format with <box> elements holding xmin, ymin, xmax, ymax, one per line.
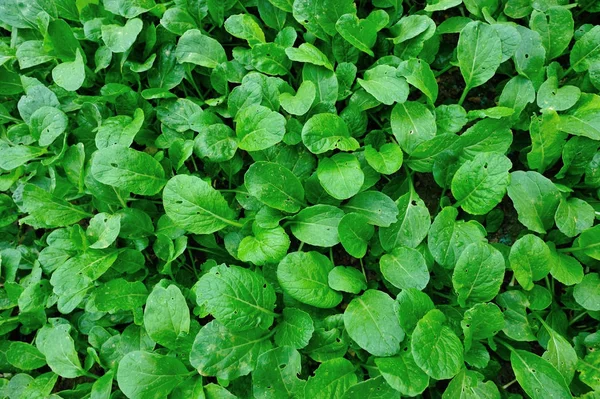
<box><xmin>1</xmin><ymin>0</ymin><xmax>600</xmax><ymax>397</ymax></box>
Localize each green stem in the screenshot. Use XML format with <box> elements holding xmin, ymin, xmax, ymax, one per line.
<box><xmin>188</xmin><ymin>249</ymin><xmax>199</xmax><ymax>279</ymax></box>
<box><xmin>185</xmin><ymin>69</ymin><xmax>204</xmax><ymax>101</ymax></box>
<box><xmin>219</xmin><ymin>189</ymin><xmax>250</xmax><ymax>195</ymax></box>
<box><xmin>458</xmin><ymin>85</ymin><xmax>470</xmax><ymax>106</ymax></box>
<box><xmin>494</xmin><ymin>336</ymin><xmax>516</xmax><ymax>352</ymax></box>
<box><xmin>502</xmin><ymin>379</ymin><xmax>517</xmax><ymax>390</ymax></box>
<box><xmin>434</xmin><ymin>64</ymin><xmax>454</xmax><ymax>77</ymax></box>
<box><xmin>298</xmin><ymin>242</ymin><xmax>305</xmax><ymax>252</ymax></box>
<box><xmin>81</xmin><ymin>370</ymin><xmax>99</xmax><ymax>380</ymax></box>
<box><xmin>569</xmin><ymin>311</ymin><xmax>588</xmax><ymax>326</ymax></box>
<box><xmin>330</xmin><ymin>248</ymin><xmax>335</xmax><ymax>266</ymax></box>
<box><xmin>226</xmin><ymin>219</ymin><xmax>244</xmax><ymax>228</ymax></box>
<box><xmin>557</xmin><ymin>246</ymin><xmax>581</xmax><ymax>253</ymax></box>
<box><xmin>113</xmin><ymin>187</ymin><xmax>128</xmax><ymax>209</ymax></box>
<box><xmin>545</xmin><ymin>276</ymin><xmax>553</xmax><ymax>297</ymax></box>
<box><xmin>359</xmin><ymin>258</ymin><xmax>367</xmax><ymax>281</ymax></box>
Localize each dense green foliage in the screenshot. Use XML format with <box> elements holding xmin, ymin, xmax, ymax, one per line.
<box><xmin>1</xmin><ymin>0</ymin><xmax>600</xmax><ymax>397</ymax></box>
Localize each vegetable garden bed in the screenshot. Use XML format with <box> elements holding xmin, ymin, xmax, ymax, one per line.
<box><xmin>1</xmin><ymin>0</ymin><xmax>600</xmax><ymax>398</ymax></box>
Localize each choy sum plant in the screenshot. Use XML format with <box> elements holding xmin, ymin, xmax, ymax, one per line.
<box><xmin>1</xmin><ymin>0</ymin><xmax>600</xmax><ymax>398</ymax></box>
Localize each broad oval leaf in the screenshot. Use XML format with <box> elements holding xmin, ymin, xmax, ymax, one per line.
<box><xmin>277</xmin><ymin>251</ymin><xmax>342</xmax><ymax>308</ymax></box>
<box><xmin>195</xmin><ymin>264</ymin><xmax>277</xmax><ymax>331</ymax></box>
<box><xmin>343</xmin><ymin>289</ymin><xmax>404</xmax><ymax>357</ymax></box>
<box><xmin>452</xmin><ymin>242</ymin><xmax>505</xmax><ymax>307</ymax></box>
<box><xmin>91</xmin><ymin>146</ymin><xmax>166</xmax><ymax>196</ymax></box>
<box><xmin>245</xmin><ymin>161</ymin><xmax>305</xmax><ymax>213</ymax></box>
<box><xmin>163</xmin><ymin>174</ymin><xmax>239</xmax><ymax>234</ymax></box>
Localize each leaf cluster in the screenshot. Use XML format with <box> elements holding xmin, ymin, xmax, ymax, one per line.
<box><xmin>0</xmin><ymin>0</ymin><xmax>600</xmax><ymax>398</ymax></box>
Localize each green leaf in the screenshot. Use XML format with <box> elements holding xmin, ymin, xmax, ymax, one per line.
<box><xmin>245</xmin><ymin>161</ymin><xmax>305</xmax><ymax>213</ymax></box>
<box><xmin>50</xmin><ymin>249</ymin><xmax>118</xmax><ymax>313</ymax></box>
<box><xmin>573</xmin><ymin>273</ymin><xmax>600</xmax><ymax>311</ymax></box>
<box><xmin>19</xmin><ymin>183</ymin><xmax>91</xmax><ymax>229</ymax></box>
<box><xmin>0</xmin><ymin>145</ymin><xmax>47</xmax><ymax>171</ymax></box>
<box><xmin>286</xmin><ymin>43</ymin><xmax>333</xmax><ymax>70</ymax></box>
<box><xmin>498</xmin><ymin>75</ymin><xmax>536</xmax><ymax>119</ymax></box>
<box><xmin>570</xmin><ymin>25</ymin><xmax>600</xmax><ymax>73</ymax></box>
<box><xmin>91</xmin><ymin>146</ymin><xmax>166</xmax><ymax>196</ymax></box>
<box><xmin>279</xmin><ymin>81</ymin><xmax>316</xmax><ymax>116</ymax></box>
<box><xmin>290</xmin><ymin>204</ymin><xmax>344</xmax><ymax>247</ymax></box>
<box><xmin>376</xmin><ymin>347</ymin><xmax>429</xmax><ymax>397</ymax></box>
<box><xmin>530</xmin><ymin>6</ymin><xmax>573</xmax><ymax>60</ymax></box>
<box><xmin>540</xmin><ymin>321</ymin><xmax>578</xmax><ymax>384</ymax></box>
<box><xmin>549</xmin><ymin>251</ymin><xmax>584</xmax><ymax>286</ymax></box>
<box><xmin>341</xmin><ymin>376</ymin><xmax>398</xmax><ymax>399</ymax></box>
<box><xmin>238</xmin><ymin>225</ymin><xmax>290</xmax><ymax>265</ymax></box>
<box><xmin>6</xmin><ymin>342</ymin><xmax>46</xmax><ymax>371</ymax></box>
<box><xmin>235</xmin><ymin>105</ymin><xmax>286</xmax><ymax>151</ymax></box>
<box><xmin>251</xmin><ymin>43</ymin><xmax>291</xmax><ymax>76</ymax></box>
<box><xmin>36</xmin><ymin>324</ymin><xmax>85</xmax><ymax>378</ymax></box>
<box><xmin>96</xmin><ymin>108</ymin><xmax>145</xmax><ymax>149</ymax></box>
<box><xmin>510</xmin><ymin>350</ymin><xmax>572</xmax><ymax>399</ymax></box>
<box><xmin>175</xmin><ymin>29</ymin><xmax>226</xmax><ymax>68</ymax></box>
<box><xmin>391</xmin><ymin>101</ymin><xmax>436</xmax><ymax>154</ymax></box>
<box><xmin>379</xmin><ymin>191</ymin><xmax>430</xmax><ymax>251</ymax></box>
<box><xmin>380</xmin><ymin>246</ymin><xmax>430</xmax><ymax>290</ymax></box>
<box><xmin>507</xmin><ymin>171</ymin><xmax>561</xmax><ymax>234</ymax></box>
<box><xmin>452</xmin><ymin>242</ymin><xmax>505</xmax><ymax>307</ymax></box>
<box><xmin>277</xmin><ymin>251</ymin><xmax>342</xmax><ymax>308</ymax></box>
<box><xmin>537</xmin><ymin>76</ymin><xmax>581</xmax><ymax>111</ymax></box>
<box><xmin>101</xmin><ymin>18</ymin><xmax>143</xmax><ymax>53</ymax></box>
<box><xmin>443</xmin><ymin>369</ymin><xmax>500</xmax><ymax>399</ymax></box>
<box><xmin>364</xmin><ymin>143</ymin><xmax>403</xmax><ymax>175</ymax></box>
<box><xmin>117</xmin><ymin>351</ymin><xmax>189</xmax><ymax>399</ymax></box>
<box><xmin>304</xmin><ymin>358</ymin><xmax>358</xmax><ymax>399</ymax></box>
<box><xmin>328</xmin><ymin>266</ymin><xmax>367</xmax><ymax>294</ymax></box>
<box><xmin>29</xmin><ymin>106</ymin><xmax>68</xmax><ymax>146</ymax></box>
<box><xmin>527</xmin><ymin>110</ymin><xmax>567</xmax><ymax>173</ymax></box>
<box><xmin>344</xmin><ymin>289</ymin><xmax>404</xmax><ymax>356</ymax></box>
<box><xmin>302</xmin><ymin>113</ymin><xmax>359</xmax><ymax>154</ymax></box>
<box><xmin>253</xmin><ymin>347</ymin><xmax>305</xmax><ymax>399</ymax></box>
<box><xmin>358</xmin><ymin>65</ymin><xmax>409</xmax><ymax>105</ymax></box>
<box><xmin>577</xmin><ymin>351</ymin><xmax>600</xmax><ymax>391</ymax></box>
<box><xmin>496</xmin><ymin>291</ymin><xmax>536</xmax><ymax>341</ymax></box>
<box><xmin>194</xmin><ymin>124</ymin><xmax>238</xmax><ymax>162</ymax></box>
<box><xmin>555</xmin><ymin>197</ymin><xmax>595</xmax><ymax>238</ymax></box>
<box><xmin>143</xmin><ymin>284</ymin><xmax>190</xmax><ymax>350</ymax></box>
<box><xmin>274</xmin><ymin>308</ymin><xmax>314</xmax><ymax>349</ymax></box>
<box><xmin>94</xmin><ymin>278</ymin><xmax>148</xmax><ymax>312</ymax></box>
<box><xmin>317</xmin><ymin>153</ymin><xmax>364</xmax><ymax>200</ymax></box>
<box><xmin>52</xmin><ymin>48</ymin><xmax>85</xmax><ymax>91</ymax></box>
<box><xmin>342</xmin><ymin>191</ymin><xmax>399</xmax><ymax>227</ymax></box>
<box><xmin>190</xmin><ymin>320</ymin><xmax>272</xmax><ymax>380</ymax></box>
<box><xmin>428</xmin><ymin>207</ymin><xmax>486</xmax><ymax>269</ymax></box>
<box><xmin>195</xmin><ymin>264</ymin><xmax>277</xmax><ymax>331</ymax></box>
<box><xmin>335</xmin><ymin>11</ymin><xmax>388</xmax><ymax>56</ymax></box>
<box><xmin>338</xmin><ymin>213</ymin><xmax>374</xmax><ymax>258</ymax></box>
<box><xmin>397</xmin><ymin>58</ymin><xmax>438</xmax><ymax>103</ymax></box>
<box><xmin>224</xmin><ymin>14</ymin><xmax>266</xmax><ymax>47</ymax></box>
<box><xmin>397</xmin><ymin>288</ymin><xmax>435</xmax><ymax>333</ymax></box>
<box><xmin>461</xmin><ymin>303</ymin><xmax>504</xmax><ymax>352</ymax></box>
<box><xmin>87</xmin><ymin>212</ymin><xmax>121</xmax><ymax>249</ymax></box>
<box><xmin>411</xmin><ymin>309</ymin><xmax>464</xmax><ymax>380</ymax></box>
<box><xmin>513</xmin><ymin>26</ymin><xmax>546</xmax><ymax>87</ymax></box>
<box><xmin>104</xmin><ymin>0</ymin><xmax>156</xmax><ymax>18</ymax></box>
<box><xmin>163</xmin><ymin>174</ymin><xmax>239</xmax><ymax>234</ymax></box>
<box><xmin>509</xmin><ymin>234</ymin><xmax>552</xmax><ymax>291</ymax></box>
<box><xmin>451</xmin><ymin>152</ymin><xmax>512</xmax><ymax>215</ymax></box>
<box><xmin>576</xmin><ymin>225</ymin><xmax>600</xmax><ymax>260</ymax></box>
<box><xmin>458</xmin><ymin>22</ymin><xmax>502</xmax><ymax>94</ymax></box>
